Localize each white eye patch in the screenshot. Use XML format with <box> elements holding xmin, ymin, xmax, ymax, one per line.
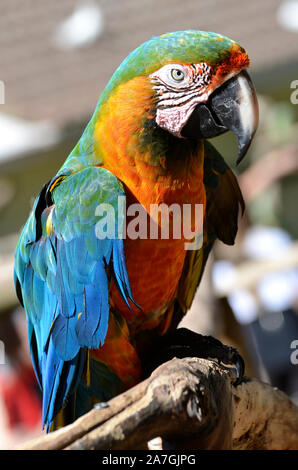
<box><xmin>150</xmin><ymin>63</ymin><xmax>212</xmax><ymax>91</ymax></box>
<box><xmin>149</xmin><ymin>63</ymin><xmax>212</xmax><ymax>137</ymax></box>
<box><xmin>150</xmin><ymin>64</ymin><xmax>190</xmax><ymax>89</ymax></box>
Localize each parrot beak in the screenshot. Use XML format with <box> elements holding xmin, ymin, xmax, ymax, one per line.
<box><xmin>181</xmin><ymin>70</ymin><xmax>259</xmax><ymax>164</ymax></box>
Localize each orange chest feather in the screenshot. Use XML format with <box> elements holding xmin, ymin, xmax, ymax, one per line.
<box><xmin>94</xmin><ymin>76</ymin><xmax>205</xmax><ymax>206</ymax></box>
<box><xmin>94</xmin><ymin>76</ymin><xmax>206</xmax><ymax>327</ymax></box>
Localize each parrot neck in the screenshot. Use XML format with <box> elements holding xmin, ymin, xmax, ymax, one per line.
<box><xmin>89</xmin><ymin>76</ymin><xmax>205</xmax><ymax>210</ymax></box>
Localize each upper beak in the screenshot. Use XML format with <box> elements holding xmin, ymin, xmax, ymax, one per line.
<box><xmin>181</xmin><ymin>70</ymin><xmax>259</xmax><ymax>164</ymax></box>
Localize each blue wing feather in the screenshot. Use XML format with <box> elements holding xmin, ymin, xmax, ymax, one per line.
<box><xmin>14</xmin><ymin>166</ymin><xmax>133</xmax><ymax>430</ymax></box>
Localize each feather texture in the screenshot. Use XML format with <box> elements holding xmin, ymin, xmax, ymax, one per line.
<box><xmin>14</xmin><ymin>30</ymin><xmax>249</xmax><ymax>430</ymax></box>
<box><xmin>177</xmin><ymin>141</ymin><xmax>244</xmax><ymax>316</ymax></box>
<box><xmin>14</xmin><ymin>166</ymin><xmax>134</xmax><ymax>429</ymax></box>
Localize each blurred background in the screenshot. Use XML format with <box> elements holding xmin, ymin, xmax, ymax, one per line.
<box><xmin>1</xmin><ymin>0</ymin><xmax>298</xmax><ymax>448</ymax></box>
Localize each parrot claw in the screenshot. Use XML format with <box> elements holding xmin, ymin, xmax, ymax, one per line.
<box><xmin>216</xmin><ymin>348</ymin><xmax>245</xmax><ymax>386</ymax></box>
<box><xmin>144</xmin><ymin>327</ymin><xmax>245</xmax><ymax>385</ymax></box>
<box><xmin>233</xmin><ymin>354</ymin><xmax>245</xmax><ymax>386</ymax></box>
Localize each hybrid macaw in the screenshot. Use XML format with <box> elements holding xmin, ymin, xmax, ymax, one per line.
<box><xmin>14</xmin><ymin>30</ymin><xmax>258</xmax><ymax>430</ymax></box>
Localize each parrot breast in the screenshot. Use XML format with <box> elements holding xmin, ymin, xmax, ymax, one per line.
<box><xmin>94</xmin><ymin>76</ymin><xmax>206</xmax><ymax>332</ymax></box>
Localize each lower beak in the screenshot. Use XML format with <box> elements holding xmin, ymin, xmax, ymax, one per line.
<box><xmin>181</xmin><ymin>70</ymin><xmax>259</xmax><ymax>164</ymax></box>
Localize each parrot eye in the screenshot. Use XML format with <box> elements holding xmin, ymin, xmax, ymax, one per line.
<box><xmin>171</xmin><ymin>68</ymin><xmax>185</xmax><ymax>82</ymax></box>
<box><xmin>150</xmin><ymin>64</ymin><xmax>189</xmax><ymax>88</ymax></box>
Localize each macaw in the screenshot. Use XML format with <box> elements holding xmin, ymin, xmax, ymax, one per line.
<box><xmin>14</xmin><ymin>30</ymin><xmax>258</xmax><ymax>431</ymax></box>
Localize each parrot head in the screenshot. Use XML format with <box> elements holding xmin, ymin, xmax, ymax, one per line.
<box><xmin>93</xmin><ymin>30</ymin><xmax>258</xmax><ymax>166</ymax></box>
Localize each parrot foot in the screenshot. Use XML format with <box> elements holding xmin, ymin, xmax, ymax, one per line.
<box><xmin>144</xmin><ymin>327</ymin><xmax>245</xmax><ymax>386</ymax></box>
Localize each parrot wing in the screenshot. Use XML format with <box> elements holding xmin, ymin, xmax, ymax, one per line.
<box><xmin>14</xmin><ymin>166</ymin><xmax>133</xmax><ymax>430</ymax></box>
<box><xmin>175</xmin><ymin>141</ymin><xmax>244</xmax><ymax>320</ymax></box>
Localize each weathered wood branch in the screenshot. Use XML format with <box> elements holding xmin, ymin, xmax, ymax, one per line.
<box><xmin>18</xmin><ymin>357</ymin><xmax>298</xmax><ymax>450</ymax></box>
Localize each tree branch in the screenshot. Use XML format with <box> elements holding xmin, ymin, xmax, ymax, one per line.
<box><xmin>17</xmin><ymin>357</ymin><xmax>298</xmax><ymax>450</ymax></box>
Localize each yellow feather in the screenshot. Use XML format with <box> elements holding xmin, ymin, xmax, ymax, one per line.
<box><xmin>45</xmin><ymin>207</ymin><xmax>54</xmax><ymax>236</ymax></box>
